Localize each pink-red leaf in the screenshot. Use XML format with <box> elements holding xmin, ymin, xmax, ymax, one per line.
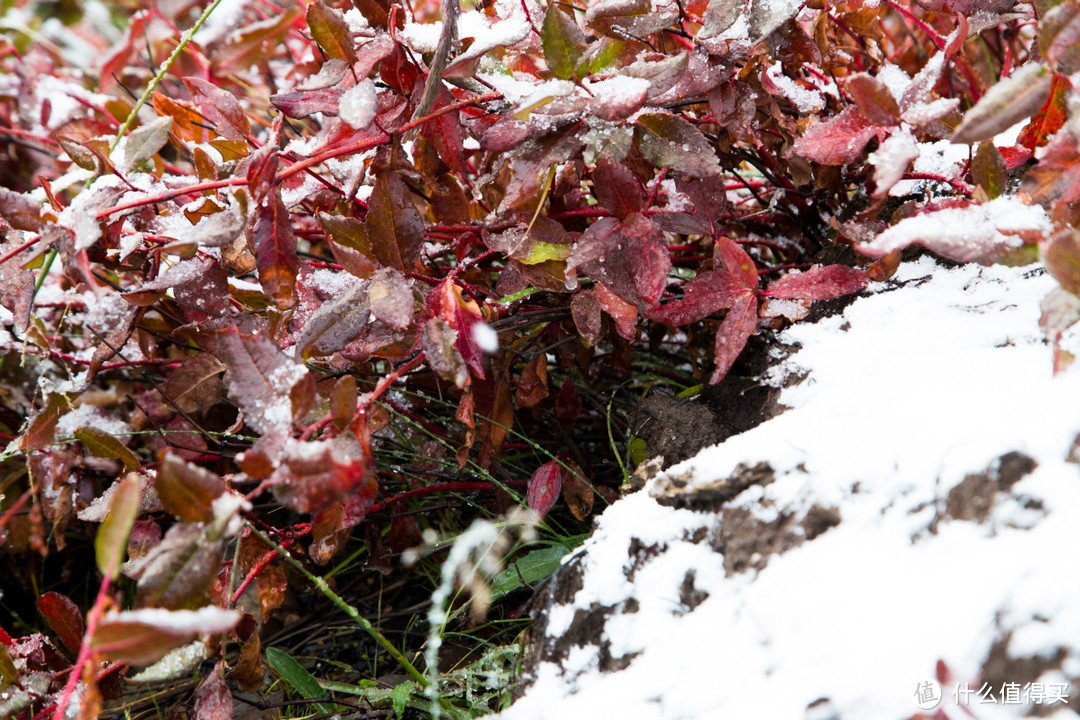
<box><xmin>271</xmin><ymin>436</ymin><xmax>375</xmax><ymax>515</ymax></box>
<box><xmin>791</xmin><ymin>106</ymin><xmax>883</xmax><ymax>165</ymax></box>
<box><xmin>527</xmin><ymin>460</ymin><xmax>563</xmax><ymax>518</ymax></box>
<box><xmin>195</xmin><ymin>661</ymin><xmax>233</xmax><ymax>720</ymax></box>
<box><xmin>595</xmin><ymin>282</ymin><xmax>638</xmax><ymax>339</ymax></box>
<box><xmin>36</xmin><ymin>592</ymin><xmax>84</xmax><ymax>655</ymax></box>
<box><xmin>711</xmin><ymin>294</ymin><xmax>758</xmax><ymax>384</ymax></box>
<box><xmin>210</xmin><ymin>325</ymin><xmax>309</xmax><ymax>434</ymax></box>
<box><xmin>845</xmin><ymin>73</ymin><xmax>901</xmax><ymax>126</ymax></box>
<box><xmin>766</xmin><ymin>265</ymin><xmax>867</xmax><ymax>302</ymax></box>
<box><xmin>367</xmin><ymin>171</ymin><xmax>424</xmax><ymax>271</ymax></box>
<box><xmin>182</xmin><ymin>77</ymin><xmax>252</xmax><ymax>143</ymax></box>
<box><xmin>1039</xmin><ymin>1</ymin><xmax>1080</xmax><ymax>76</ymax></box>
<box><xmin>250</xmin><ymin>193</ymin><xmax>300</xmax><ymax>310</ymax></box>
<box><xmin>591</xmin><ymin>155</ymin><xmax>645</xmax><ymax>218</ymax></box>
<box><xmin>715</xmin><ymin>237</ymin><xmax>758</xmax><ymax>289</ymax></box>
<box><xmin>646</xmin><ymin>270</ymin><xmax>743</xmax><ymax>326</ymax></box>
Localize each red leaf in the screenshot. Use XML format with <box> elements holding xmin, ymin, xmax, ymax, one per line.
<box><xmin>596</xmin><ymin>282</ymin><xmax>638</xmax><ymax>339</ymax></box>
<box><xmin>570</xmin><ymin>288</ymin><xmax>603</xmax><ymax>345</ymax></box>
<box><xmin>1044</xmin><ymin>223</ymin><xmax>1080</xmax><ymax>297</ymax></box>
<box><xmin>646</xmin><ymin>270</ymin><xmax>742</xmax><ymax>326</ymax></box>
<box><xmin>271</xmin><ymin>435</ymin><xmax>375</xmax><ymax>515</ymax></box>
<box><xmin>0</xmin><ymin>187</ymin><xmax>45</xmax><ymax>232</ymax></box>
<box><xmin>419</xmin><ymin>85</ymin><xmax>468</xmax><ymax>177</ymax></box>
<box><xmin>210</xmin><ymin>325</ymin><xmax>309</xmax><ymax>434</ymax></box>
<box><xmin>367</xmin><ymin>171</ymin><xmax>424</xmax><ymax>271</ymax></box>
<box><xmin>1017</xmin><ymin>73</ymin><xmax>1070</xmax><ymax>151</ymax></box>
<box><xmin>715</xmin><ymin>236</ymin><xmax>758</xmax><ymax>289</ymax></box>
<box><xmin>1021</xmin><ymin>132</ymin><xmax>1080</xmax><ymax>206</ymax></box>
<box><xmin>711</xmin><ymin>294</ymin><xmax>758</xmax><ymax>384</ymax></box>
<box><xmin>36</xmin><ymin>592</ymin><xmax>84</xmax><ymax>654</ymax></box>
<box><xmin>250</xmin><ymin>193</ymin><xmax>300</xmax><ymax>310</ymax></box>
<box><xmin>791</xmin><ymin>106</ymin><xmax>883</xmax><ymax>165</ymax></box>
<box><xmin>246</xmin><ymin>144</ymin><xmax>279</xmax><ymax>206</ymax></box>
<box><xmin>195</xmin><ymin>661</ymin><xmax>233</xmax><ymax>720</ymax></box>
<box><xmin>515</xmin><ymin>354</ymin><xmax>550</xmax><ymax>408</ymax></box>
<box><xmin>182</xmin><ymin>77</ymin><xmax>252</xmax><ymax>143</ymax></box>
<box><xmin>591</xmin><ymin>155</ymin><xmax>645</xmax><ymax>218</ymax></box>
<box><xmin>845</xmin><ymin>73</ymin><xmax>901</xmax><ymax>126</ymax></box>
<box><xmin>569</xmin><ymin>214</ymin><xmax>671</xmax><ymax>306</ymax></box>
<box><xmin>527</xmin><ymin>460</ymin><xmax>563</xmax><ymax>518</ymax></box>
<box><xmin>429</xmin><ymin>278</ymin><xmax>488</xmax><ymax>379</ymax></box>
<box><xmin>766</xmin><ymin>265</ymin><xmax>867</xmax><ymax>302</ymax></box>
<box><xmin>1039</xmin><ymin>1</ymin><xmax>1080</xmax><ymax>75</ymax></box>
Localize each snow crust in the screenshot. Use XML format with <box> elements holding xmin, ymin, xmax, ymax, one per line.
<box><xmin>502</xmin><ymin>258</ymin><xmax>1080</xmax><ymax>720</ymax></box>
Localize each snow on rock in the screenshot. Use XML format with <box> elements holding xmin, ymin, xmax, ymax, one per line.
<box><xmin>502</xmin><ymin>258</ymin><xmax>1080</xmax><ymax>720</ymax></box>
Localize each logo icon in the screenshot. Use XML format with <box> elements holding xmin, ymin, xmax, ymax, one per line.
<box><xmin>915</xmin><ymin>679</ymin><xmax>943</xmax><ymax>710</ymax></box>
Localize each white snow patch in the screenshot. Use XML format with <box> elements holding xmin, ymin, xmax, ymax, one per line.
<box><xmin>472</xmin><ymin>322</ymin><xmax>499</xmax><ymax>353</ymax></box>
<box><xmin>501</xmin><ymin>258</ymin><xmax>1080</xmax><ymax>720</ymax></box>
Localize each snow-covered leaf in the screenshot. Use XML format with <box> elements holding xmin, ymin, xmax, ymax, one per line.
<box><xmin>951</xmin><ymin>64</ymin><xmax>1052</xmax><ymax>145</ymax></box>
<box><xmin>91</xmin><ymin>607</ymin><xmax>241</xmax><ymax>665</ymax></box>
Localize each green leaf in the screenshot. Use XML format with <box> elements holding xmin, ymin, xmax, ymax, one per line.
<box><xmin>392</xmin><ymin>681</ymin><xmax>417</xmax><ymax>719</ymax></box>
<box><xmin>266</xmin><ymin>647</ymin><xmax>340</xmax><ymax>715</ymax></box>
<box><xmin>971</xmin><ymin>142</ymin><xmax>1007</xmax><ymax>199</ymax></box>
<box><xmin>96</xmin><ymin>473</ymin><xmax>142</xmax><ymax>580</ymax></box>
<box><xmin>542</xmin><ymin>5</ymin><xmax>586</xmax><ymax>80</ymax></box>
<box><xmin>75</xmin><ymin>426</ymin><xmax>140</xmax><ymax>472</ymax></box>
<box><xmin>491</xmin><ymin>544</ymin><xmax>575</xmax><ymax>601</ymax></box>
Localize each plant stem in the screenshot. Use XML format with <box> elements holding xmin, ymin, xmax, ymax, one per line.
<box><xmin>243</xmin><ymin>523</ymin><xmax>429</xmax><ymax>687</ymax></box>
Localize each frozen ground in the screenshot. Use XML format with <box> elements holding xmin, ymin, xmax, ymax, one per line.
<box><xmin>501</xmin><ymin>257</ymin><xmax>1080</xmax><ymax>720</ymax></box>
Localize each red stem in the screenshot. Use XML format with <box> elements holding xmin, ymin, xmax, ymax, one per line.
<box><xmin>231</xmin><ymin>538</ymin><xmax>293</xmax><ymax>606</ymax></box>
<box><xmin>52</xmin><ymin>572</ymin><xmax>112</xmax><ymax>720</ymax></box>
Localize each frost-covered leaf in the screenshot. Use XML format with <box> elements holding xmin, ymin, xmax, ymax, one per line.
<box><xmin>527</xmin><ymin>460</ymin><xmax>563</xmax><ymax>518</ymax></box>
<box><xmin>766</xmin><ymin>265</ymin><xmax>867</xmax><ymax>302</ymax></box>
<box><xmin>194</xmin><ymin>661</ymin><xmax>233</xmax><ymax>720</ymax></box>
<box><xmin>951</xmin><ymin>64</ymin><xmax>1052</xmax><ymax>145</ymax></box>
<box><xmin>271</xmin><ymin>436</ymin><xmax>375</xmax><ymax>515</ymax></box>
<box><xmin>542</xmin><ymin>4</ymin><xmax>586</xmax><ymax>81</ymax></box>
<box><xmin>339</xmin><ymin>78</ymin><xmax>377</xmax><ymax>130</ymax></box>
<box><xmin>210</xmin><ymin>325</ymin><xmax>310</xmax><ymax>434</ymax></box>
<box><xmin>423</xmin><ymin>317</ymin><xmax>469</xmax><ymax>388</ymax></box>
<box><xmin>122</xmin><ymin>116</ymin><xmax>172</xmax><ymax>171</ymax></box>
<box><xmin>858</xmin><ymin>197</ymin><xmax>1051</xmax><ymax>264</ymax></box>
<box><xmin>296</xmin><ymin>280</ymin><xmax>372</xmax><ymax>359</ymax></box>
<box><xmin>711</xmin><ymin>294</ymin><xmax>757</xmax><ymax>384</ymax></box>
<box><xmin>1039</xmin><ymin>1</ymin><xmax>1080</xmax><ymax>75</ymax></box>
<box><xmin>869</xmin><ymin>128</ymin><xmax>919</xmax><ymax>198</ymax></box>
<box><xmin>635</xmin><ymin>113</ymin><xmax>721</xmax><ymax>177</ymax></box>
<box><xmin>368</xmin><ymin>268</ymin><xmax>414</xmax><ymax>331</ymax></box>
<box><xmin>367</xmin><ymin>171</ymin><xmax>423</xmax><ymax>271</ymax></box>
<box><xmin>791</xmin><ymin>106</ymin><xmax>882</xmax><ymax>165</ymax></box>
<box><xmin>155</xmin><ymin>454</ymin><xmax>226</xmax><ymax>523</ymax></box>
<box><xmin>130</xmin><ymin>494</ymin><xmax>246</xmax><ymax>608</ymax></box>
<box><xmin>91</xmin><ymin>607</ymin><xmax>241</xmax><ymax>665</ymax></box>
<box><xmin>747</xmin><ymin>0</ymin><xmax>799</xmax><ymax>42</ymax></box>
<box><xmin>585</xmin><ymin>0</ymin><xmax>680</xmax><ymax>39</ymax></box>
<box><xmin>698</xmin><ymin>0</ymin><xmax>744</xmax><ymax>39</ymax></box>
<box><xmin>249</xmin><ymin>193</ymin><xmax>300</xmax><ymax>310</ymax></box>
<box><xmin>0</xmin><ymin>187</ymin><xmax>45</xmax><ymax>232</ymax></box>
<box><xmin>845</xmin><ymin>73</ymin><xmax>901</xmax><ymax>126</ymax></box>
